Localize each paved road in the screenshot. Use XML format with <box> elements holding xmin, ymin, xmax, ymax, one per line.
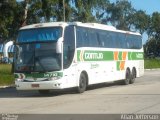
<box><xmin>0</xmin><ymin>70</ymin><xmax>160</xmax><ymax>114</ymax></box>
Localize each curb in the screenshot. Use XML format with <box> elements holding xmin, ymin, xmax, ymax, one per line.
<box><xmin>0</xmin><ymin>86</ymin><xmax>9</xmax><ymax>88</ymax></box>
<box><xmin>145</xmin><ymin>68</ymin><xmax>160</xmax><ymax>71</ymax></box>
<box><xmin>0</xmin><ymin>85</ymin><xmax>15</xmax><ymax>89</ymax></box>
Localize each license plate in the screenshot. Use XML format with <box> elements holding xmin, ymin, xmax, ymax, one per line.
<box><xmin>31</xmin><ymin>84</ymin><xmax>39</xmax><ymax>88</ymax></box>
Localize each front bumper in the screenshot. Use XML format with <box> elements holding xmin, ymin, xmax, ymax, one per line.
<box><xmin>15</xmin><ymin>80</ymin><xmax>65</xmax><ymax>90</ymax></box>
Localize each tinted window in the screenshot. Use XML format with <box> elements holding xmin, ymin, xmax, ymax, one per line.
<box><xmin>15</xmin><ymin>43</ymin><xmax>61</xmax><ymax>72</ymax></box>
<box><xmin>76</xmin><ymin>27</ymin><xmax>89</xmax><ymax>47</ymax></box>
<box><xmin>118</xmin><ymin>33</ymin><xmax>126</xmax><ymax>48</ymax></box>
<box><xmin>126</xmin><ymin>34</ymin><xmax>142</xmax><ymax>49</ymax></box>
<box><xmin>88</xmin><ymin>29</ymin><xmax>99</xmax><ymax>47</ymax></box>
<box><xmin>98</xmin><ymin>31</ymin><xmax>106</xmax><ymax>47</ymax></box>
<box><xmin>76</xmin><ymin>26</ymin><xmax>142</xmax><ymax>49</ymax></box>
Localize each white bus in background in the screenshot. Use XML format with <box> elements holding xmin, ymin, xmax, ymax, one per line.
<box><xmin>0</xmin><ymin>41</ymin><xmax>14</xmax><ymax>63</ymax></box>
<box><xmin>0</xmin><ymin>44</ymin><xmax>4</xmax><ymax>62</ymax></box>
<box><xmin>14</xmin><ymin>22</ymin><xmax>144</xmax><ymax>94</ymax></box>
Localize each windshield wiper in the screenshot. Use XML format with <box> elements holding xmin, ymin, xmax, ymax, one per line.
<box><xmin>35</xmin><ymin>56</ymin><xmax>46</xmax><ymax>72</ymax></box>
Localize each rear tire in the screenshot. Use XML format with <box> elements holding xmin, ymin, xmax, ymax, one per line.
<box><xmin>77</xmin><ymin>73</ymin><xmax>87</xmax><ymax>93</ymax></box>
<box><xmin>130</xmin><ymin>68</ymin><xmax>136</xmax><ymax>84</ymax></box>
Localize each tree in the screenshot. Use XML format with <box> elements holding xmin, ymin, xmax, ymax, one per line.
<box><xmin>0</xmin><ymin>0</ymin><xmax>17</xmax><ymax>42</ymax></box>
<box><xmin>8</xmin><ymin>2</ymin><xmax>25</xmax><ymax>40</ymax></box>
<box><xmin>25</xmin><ymin>0</ymin><xmax>73</xmax><ymax>23</ymax></box>
<box><xmin>104</xmin><ymin>0</ymin><xmax>136</xmax><ymax>30</ymax></box>
<box><xmin>132</xmin><ymin>10</ymin><xmax>149</xmax><ymax>34</ymax></box>
<box><xmin>149</xmin><ymin>12</ymin><xmax>160</xmax><ymax>40</ymax></box>
<box><xmin>26</xmin><ymin>0</ymin><xmax>43</xmax><ymax>24</ymax></box>
<box><xmin>95</xmin><ymin>0</ymin><xmax>110</xmax><ymax>23</ymax></box>
<box><xmin>144</xmin><ymin>38</ymin><xmax>160</xmax><ymax>57</ymax></box>
<box><xmin>54</xmin><ymin>0</ymin><xmax>73</xmax><ymax>21</ymax></box>
<box><xmin>144</xmin><ymin>12</ymin><xmax>160</xmax><ymax>58</ymax></box>
<box><xmin>72</xmin><ymin>0</ymin><xmax>108</xmax><ymax>22</ymax></box>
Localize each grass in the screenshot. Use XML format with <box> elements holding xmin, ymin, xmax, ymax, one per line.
<box><xmin>0</xmin><ymin>64</ymin><xmax>14</xmax><ymax>86</ymax></box>
<box><xmin>144</xmin><ymin>58</ymin><xmax>160</xmax><ymax>69</ymax></box>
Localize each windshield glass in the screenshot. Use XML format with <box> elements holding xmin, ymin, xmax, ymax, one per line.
<box><xmin>15</xmin><ymin>42</ymin><xmax>61</xmax><ymax>72</ymax></box>
<box><xmin>17</xmin><ymin>27</ymin><xmax>62</xmax><ymax>43</ymax></box>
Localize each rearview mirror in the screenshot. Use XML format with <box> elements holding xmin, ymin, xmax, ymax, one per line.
<box><xmin>56</xmin><ymin>37</ymin><xmax>63</xmax><ymax>53</ymax></box>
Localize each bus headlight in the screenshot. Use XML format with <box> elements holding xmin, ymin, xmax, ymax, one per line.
<box><xmin>16</xmin><ymin>79</ymin><xmax>24</xmax><ymax>82</ymax></box>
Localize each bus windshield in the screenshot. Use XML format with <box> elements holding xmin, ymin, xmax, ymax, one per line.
<box><xmin>15</xmin><ymin>42</ymin><xmax>61</xmax><ymax>72</ymax></box>
<box><xmin>15</xmin><ymin>27</ymin><xmax>62</xmax><ymax>73</ymax></box>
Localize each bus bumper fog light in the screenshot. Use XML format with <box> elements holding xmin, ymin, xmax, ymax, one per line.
<box><xmin>50</xmin><ymin>77</ymin><xmax>61</xmax><ymax>81</ymax></box>
<box><xmin>16</xmin><ymin>79</ymin><xmax>23</xmax><ymax>82</ymax></box>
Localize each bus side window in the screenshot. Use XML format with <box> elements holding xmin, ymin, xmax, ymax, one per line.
<box><xmin>88</xmin><ymin>29</ymin><xmax>97</xmax><ymax>47</ymax></box>
<box><xmin>109</xmin><ymin>32</ymin><xmax>116</xmax><ymax>48</ymax></box>
<box><xmin>125</xmin><ymin>35</ymin><xmax>130</xmax><ymax>49</ymax></box>
<box><xmin>138</xmin><ymin>36</ymin><xmax>142</xmax><ymax>49</ymax></box>
<box><xmin>76</xmin><ymin>27</ymin><xmax>89</xmax><ymax>47</ymax></box>
<box><xmin>119</xmin><ymin>33</ymin><xmax>126</xmax><ymax>49</ymax></box>
<box><xmin>104</xmin><ymin>32</ymin><xmax>110</xmax><ymax>48</ymax></box>
<box><xmin>76</xmin><ymin>28</ymin><xmax>82</xmax><ymax>47</ymax></box>
<box><xmin>82</xmin><ymin>29</ymin><xmax>89</xmax><ymax>47</ymax></box>
<box><xmin>98</xmin><ymin>30</ymin><xmax>105</xmax><ymax>47</ymax></box>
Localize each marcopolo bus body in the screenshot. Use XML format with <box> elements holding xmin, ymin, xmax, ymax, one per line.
<box><xmin>14</xmin><ymin>22</ymin><xmax>144</xmax><ymax>94</ymax></box>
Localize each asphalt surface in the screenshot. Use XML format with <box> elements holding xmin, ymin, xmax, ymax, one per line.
<box><xmin>0</xmin><ymin>70</ymin><xmax>160</xmax><ymax>114</ymax></box>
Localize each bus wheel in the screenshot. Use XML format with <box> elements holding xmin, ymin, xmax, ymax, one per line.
<box><xmin>130</xmin><ymin>68</ymin><xmax>136</xmax><ymax>84</ymax></box>
<box><xmin>38</xmin><ymin>90</ymin><xmax>50</xmax><ymax>95</ymax></box>
<box><xmin>77</xmin><ymin>73</ymin><xmax>87</xmax><ymax>93</ymax></box>
<box><xmin>123</xmin><ymin>69</ymin><xmax>131</xmax><ymax>85</ymax></box>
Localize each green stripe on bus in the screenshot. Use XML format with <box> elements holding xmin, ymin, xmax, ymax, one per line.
<box><xmin>128</xmin><ymin>52</ymin><xmax>144</xmax><ymax>60</ymax></box>
<box><xmin>118</xmin><ymin>52</ymin><xmax>122</xmax><ymax>60</ymax></box>
<box><xmin>77</xmin><ymin>50</ymin><xmax>143</xmax><ymax>61</ymax></box>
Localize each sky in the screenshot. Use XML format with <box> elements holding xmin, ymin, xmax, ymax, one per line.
<box><xmin>110</xmin><ymin>0</ymin><xmax>160</xmax><ymax>15</ymax></box>
<box><xmin>128</xmin><ymin>0</ymin><xmax>160</xmax><ymax>15</ymax></box>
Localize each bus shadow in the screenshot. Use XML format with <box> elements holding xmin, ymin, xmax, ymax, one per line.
<box><xmin>0</xmin><ymin>82</ymin><xmax>121</xmax><ymax>98</ymax></box>
<box><xmin>0</xmin><ymin>87</ymin><xmax>76</xmax><ymax>98</ymax></box>
<box><xmin>86</xmin><ymin>81</ymin><xmax>121</xmax><ymax>91</ymax></box>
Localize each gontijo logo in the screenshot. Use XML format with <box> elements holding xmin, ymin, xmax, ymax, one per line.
<box><xmin>79</xmin><ymin>50</ymin><xmax>104</xmax><ymax>61</ymax></box>
<box><xmin>84</xmin><ymin>52</ymin><xmax>103</xmax><ymax>60</ymax></box>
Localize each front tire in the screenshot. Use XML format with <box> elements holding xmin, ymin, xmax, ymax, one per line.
<box><xmin>123</xmin><ymin>69</ymin><xmax>131</xmax><ymax>85</ymax></box>
<box><xmin>77</xmin><ymin>73</ymin><xmax>87</xmax><ymax>93</ymax></box>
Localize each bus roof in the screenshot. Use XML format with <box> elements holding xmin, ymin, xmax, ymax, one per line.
<box><xmin>19</xmin><ymin>22</ymin><xmax>141</xmax><ymax>36</ymax></box>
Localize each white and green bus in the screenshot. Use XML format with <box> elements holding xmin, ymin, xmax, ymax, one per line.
<box><xmin>14</xmin><ymin>22</ymin><xmax>144</xmax><ymax>94</ymax></box>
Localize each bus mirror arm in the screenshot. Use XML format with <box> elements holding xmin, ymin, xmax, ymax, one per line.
<box><xmin>56</xmin><ymin>37</ymin><xmax>63</xmax><ymax>54</ymax></box>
